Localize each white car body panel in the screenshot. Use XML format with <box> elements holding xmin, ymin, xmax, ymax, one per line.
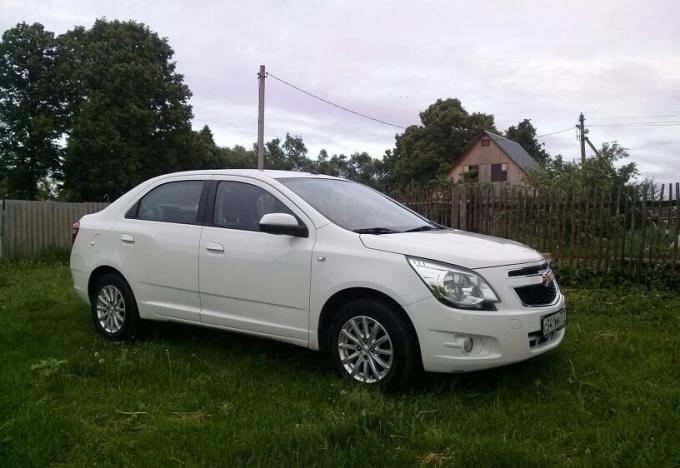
<box><xmin>360</xmin><ymin>229</ymin><xmax>544</xmax><ymax>269</ymax></box>
<box><xmin>70</xmin><ymin>169</ymin><xmax>565</xmax><ymax>374</ymax></box>
<box><xmin>198</xmin><ymin>176</ymin><xmax>315</xmax><ymax>342</ymax></box>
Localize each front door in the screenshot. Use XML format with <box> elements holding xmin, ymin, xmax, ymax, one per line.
<box><xmin>198</xmin><ymin>178</ymin><xmax>314</xmax><ymax>343</ymax></box>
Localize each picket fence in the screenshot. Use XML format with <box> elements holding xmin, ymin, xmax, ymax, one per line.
<box><xmin>2</xmin><ymin>182</ymin><xmax>679</xmax><ymax>278</ymax></box>
<box><xmin>393</xmin><ymin>182</ymin><xmax>680</xmax><ymax>276</ymax></box>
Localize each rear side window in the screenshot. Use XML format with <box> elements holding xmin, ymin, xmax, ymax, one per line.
<box><xmin>133</xmin><ymin>181</ymin><xmax>204</xmax><ymax>224</ymax></box>
<box><xmin>213</xmin><ymin>181</ymin><xmax>294</xmax><ymax>231</ymax></box>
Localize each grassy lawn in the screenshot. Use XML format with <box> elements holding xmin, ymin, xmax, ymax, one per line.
<box><xmin>1</xmin><ymin>260</ymin><xmax>678</xmax><ymax>467</ymax></box>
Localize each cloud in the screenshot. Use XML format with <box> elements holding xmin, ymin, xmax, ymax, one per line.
<box><xmin>1</xmin><ymin>0</ymin><xmax>679</xmax><ymax>180</ymax></box>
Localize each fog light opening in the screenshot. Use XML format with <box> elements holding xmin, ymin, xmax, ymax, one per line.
<box><xmin>462</xmin><ymin>337</ymin><xmax>474</xmax><ymax>354</ymax></box>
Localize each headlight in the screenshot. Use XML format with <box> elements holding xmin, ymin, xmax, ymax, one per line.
<box><xmin>407</xmin><ymin>257</ymin><xmax>499</xmax><ymax>310</ymax></box>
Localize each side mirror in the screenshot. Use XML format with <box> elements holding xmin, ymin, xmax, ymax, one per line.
<box><xmin>258</xmin><ymin>213</ymin><xmax>308</xmax><ymax>237</ymax></box>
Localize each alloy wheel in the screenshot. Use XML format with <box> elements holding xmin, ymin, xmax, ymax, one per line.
<box><xmin>96</xmin><ymin>285</ymin><xmax>126</xmax><ymax>334</ymax></box>
<box><xmin>337</xmin><ymin>315</ymin><xmax>393</xmax><ymax>383</ymax></box>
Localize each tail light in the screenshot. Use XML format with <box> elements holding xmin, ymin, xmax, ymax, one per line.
<box><xmin>71</xmin><ymin>222</ymin><xmax>80</xmax><ymax>245</ymax></box>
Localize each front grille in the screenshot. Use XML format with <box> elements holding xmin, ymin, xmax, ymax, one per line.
<box><xmin>515</xmin><ymin>280</ymin><xmax>557</xmax><ymax>306</ymax></box>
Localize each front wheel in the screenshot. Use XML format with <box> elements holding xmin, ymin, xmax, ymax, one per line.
<box><xmin>329</xmin><ymin>298</ymin><xmax>420</xmax><ymax>389</ymax></box>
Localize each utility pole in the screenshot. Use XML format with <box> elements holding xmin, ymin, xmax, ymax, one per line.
<box><xmin>257</xmin><ymin>65</ymin><xmax>266</xmax><ymax>170</ymax></box>
<box><xmin>578</xmin><ymin>112</ymin><xmax>586</xmax><ymax>164</ymax></box>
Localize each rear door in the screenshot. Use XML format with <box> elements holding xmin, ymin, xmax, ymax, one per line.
<box><xmin>198</xmin><ymin>177</ymin><xmax>315</xmax><ymax>343</ymax></box>
<box><xmin>114</xmin><ymin>176</ymin><xmax>209</xmax><ymax>322</ymax></box>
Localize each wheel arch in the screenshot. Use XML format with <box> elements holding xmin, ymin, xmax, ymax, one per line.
<box><xmin>317</xmin><ymin>287</ymin><xmax>421</xmax><ymax>359</ymax></box>
<box><xmin>88</xmin><ymin>265</ymin><xmax>131</xmax><ymax>302</ymax></box>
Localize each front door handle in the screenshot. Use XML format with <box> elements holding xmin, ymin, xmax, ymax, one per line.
<box><xmin>206</xmin><ymin>242</ymin><xmax>224</xmax><ymax>253</ymax></box>
<box><xmin>120</xmin><ymin>234</ymin><xmax>135</xmax><ymax>244</ymax></box>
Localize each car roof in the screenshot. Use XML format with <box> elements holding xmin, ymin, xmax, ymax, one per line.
<box><xmin>161</xmin><ymin>169</ymin><xmax>343</xmax><ymax>181</ymax></box>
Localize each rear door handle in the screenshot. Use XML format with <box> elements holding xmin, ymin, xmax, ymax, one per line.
<box><xmin>206</xmin><ymin>242</ymin><xmax>224</xmax><ymax>253</ymax></box>
<box><xmin>120</xmin><ymin>234</ymin><xmax>135</xmax><ymax>244</ymax></box>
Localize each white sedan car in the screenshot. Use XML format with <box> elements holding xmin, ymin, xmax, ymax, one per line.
<box><xmin>70</xmin><ymin>170</ymin><xmax>566</xmax><ymax>387</ymax></box>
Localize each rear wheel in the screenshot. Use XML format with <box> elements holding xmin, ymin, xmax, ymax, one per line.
<box><xmin>329</xmin><ymin>298</ymin><xmax>420</xmax><ymax>389</ymax></box>
<box><xmin>91</xmin><ymin>273</ymin><xmax>142</xmax><ymax>340</ymax></box>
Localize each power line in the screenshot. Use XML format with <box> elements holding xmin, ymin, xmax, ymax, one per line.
<box><xmin>589</xmin><ymin>122</ymin><xmax>680</xmax><ymax>128</ymax></box>
<box><xmin>585</xmin><ymin>112</ymin><xmax>680</xmax><ymax>120</ymax></box>
<box><xmin>537</xmin><ymin>119</ymin><xmax>680</xmax><ymax>137</ymax></box>
<box><xmin>265</xmin><ymin>71</ymin><xmax>407</xmax><ymax>130</ymax></box>
<box><xmin>537</xmin><ymin>127</ymin><xmax>574</xmax><ymax>137</ymax></box>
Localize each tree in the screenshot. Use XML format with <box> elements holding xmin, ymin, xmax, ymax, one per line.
<box><xmin>259</xmin><ymin>137</ymin><xmax>286</xmax><ymax>169</ymax></box>
<box><xmin>281</xmin><ymin>133</ymin><xmax>310</xmax><ymax>170</ymax></box>
<box><xmin>505</xmin><ymin>119</ymin><xmax>550</xmax><ymax>166</ymax></box>
<box><xmin>346</xmin><ymin>152</ymin><xmax>385</xmax><ymax>188</ymax></box>
<box><xmin>188</xmin><ymin>125</ymin><xmax>225</xmax><ymax>169</ymax></box>
<box><xmin>315</xmin><ymin>149</ymin><xmax>348</xmax><ymax>177</ymax></box>
<box><xmin>527</xmin><ymin>141</ymin><xmax>638</xmax><ymax>190</ymax></box>
<box><xmin>0</xmin><ymin>22</ymin><xmax>66</xmax><ymax>199</ymax></box>
<box><xmin>220</xmin><ymin>145</ymin><xmax>256</xmax><ymax>169</ymax></box>
<box><xmin>61</xmin><ymin>19</ymin><xmax>195</xmax><ymax>201</ymax></box>
<box><xmin>257</xmin><ymin>133</ymin><xmax>313</xmax><ymax>171</ymax></box>
<box><xmin>385</xmin><ymin>98</ymin><xmax>496</xmax><ymax>190</ymax></box>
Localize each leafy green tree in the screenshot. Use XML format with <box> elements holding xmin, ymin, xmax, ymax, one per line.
<box><xmin>346</xmin><ymin>152</ymin><xmax>385</xmax><ymax>188</ymax></box>
<box><xmin>385</xmin><ymin>98</ymin><xmax>496</xmax><ymax>190</ymax></box>
<box><xmin>0</xmin><ymin>165</ymin><xmax>7</xmax><ymax>196</ymax></box>
<box><xmin>0</xmin><ymin>22</ymin><xmax>66</xmax><ymax>199</ymax></box>
<box><xmin>527</xmin><ymin>141</ymin><xmax>638</xmax><ymax>190</ymax></box>
<box><xmin>257</xmin><ymin>133</ymin><xmax>313</xmax><ymax>171</ymax></box>
<box><xmin>259</xmin><ymin>137</ymin><xmax>286</xmax><ymax>169</ymax></box>
<box><xmin>505</xmin><ymin>119</ymin><xmax>550</xmax><ymax>166</ymax></box>
<box><xmin>281</xmin><ymin>133</ymin><xmax>310</xmax><ymax>170</ymax></box>
<box><xmin>220</xmin><ymin>144</ymin><xmax>256</xmax><ymax>169</ymax></box>
<box><xmin>188</xmin><ymin>125</ymin><xmax>225</xmax><ymax>169</ymax></box>
<box><xmin>315</xmin><ymin>149</ymin><xmax>348</xmax><ymax>177</ymax></box>
<box><xmin>61</xmin><ymin>19</ymin><xmax>195</xmax><ymax>201</ymax></box>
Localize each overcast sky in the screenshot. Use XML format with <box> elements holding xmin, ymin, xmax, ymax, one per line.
<box><xmin>2</xmin><ymin>0</ymin><xmax>679</xmax><ymax>183</ymax></box>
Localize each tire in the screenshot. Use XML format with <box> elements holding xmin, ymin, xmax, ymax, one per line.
<box><xmin>328</xmin><ymin>298</ymin><xmax>420</xmax><ymax>389</ymax></box>
<box><xmin>91</xmin><ymin>272</ymin><xmax>143</xmax><ymax>341</ymax></box>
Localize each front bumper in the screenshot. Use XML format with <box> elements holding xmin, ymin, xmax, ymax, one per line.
<box><xmin>408</xmin><ymin>283</ymin><xmax>566</xmax><ymax>373</ymax></box>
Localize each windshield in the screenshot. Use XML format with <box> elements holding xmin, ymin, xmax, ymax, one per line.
<box><xmin>278</xmin><ymin>177</ymin><xmax>437</xmax><ymax>233</ymax></box>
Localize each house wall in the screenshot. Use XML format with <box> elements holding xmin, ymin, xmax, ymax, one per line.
<box><xmin>448</xmin><ymin>139</ymin><xmax>526</xmax><ymax>186</ymax></box>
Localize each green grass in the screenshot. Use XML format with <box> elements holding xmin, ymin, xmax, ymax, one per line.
<box><xmin>0</xmin><ymin>260</ymin><xmax>678</xmax><ymax>467</ymax></box>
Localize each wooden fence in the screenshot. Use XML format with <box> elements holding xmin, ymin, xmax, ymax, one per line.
<box><xmin>393</xmin><ymin>182</ymin><xmax>680</xmax><ymax>276</ymax></box>
<box><xmin>2</xmin><ymin>183</ymin><xmax>680</xmax><ymax>277</ymax></box>
<box><xmin>0</xmin><ymin>200</ymin><xmax>109</xmax><ymax>257</ymax></box>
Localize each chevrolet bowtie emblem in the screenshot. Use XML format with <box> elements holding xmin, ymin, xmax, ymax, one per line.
<box><xmin>541</xmin><ymin>269</ymin><xmax>555</xmax><ymax>287</ymax></box>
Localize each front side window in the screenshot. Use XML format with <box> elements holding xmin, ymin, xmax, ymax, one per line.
<box><xmin>134</xmin><ymin>180</ymin><xmax>204</xmax><ymax>223</ymax></box>
<box><xmin>213</xmin><ymin>181</ymin><xmax>294</xmax><ymax>231</ymax></box>
<box><xmin>278</xmin><ymin>178</ymin><xmax>434</xmax><ymax>233</ymax></box>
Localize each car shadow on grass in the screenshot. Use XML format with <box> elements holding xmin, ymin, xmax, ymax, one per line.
<box><xmin>136</xmin><ymin>320</ymin><xmax>564</xmax><ymax>396</ymax></box>
<box><xmin>141</xmin><ymin>320</ymin><xmax>333</xmax><ymax>373</ymax></box>
<box><xmin>411</xmin><ymin>352</ymin><xmax>564</xmax><ymax>395</ymax></box>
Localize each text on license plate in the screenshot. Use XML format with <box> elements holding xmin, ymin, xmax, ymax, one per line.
<box><xmin>541</xmin><ymin>309</ymin><xmax>567</xmax><ymax>338</ymax></box>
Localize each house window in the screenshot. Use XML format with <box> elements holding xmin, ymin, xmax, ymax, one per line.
<box><xmin>463</xmin><ymin>165</ymin><xmax>479</xmax><ymax>180</ymax></box>
<box><xmin>481</xmin><ymin>136</ymin><xmax>491</xmax><ymax>147</ymax></box>
<box><xmin>491</xmin><ymin>163</ymin><xmax>508</xmax><ymax>182</ymax></box>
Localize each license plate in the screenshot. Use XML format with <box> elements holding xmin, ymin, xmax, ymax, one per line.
<box><xmin>541</xmin><ymin>308</ymin><xmax>567</xmax><ymax>338</ymax></box>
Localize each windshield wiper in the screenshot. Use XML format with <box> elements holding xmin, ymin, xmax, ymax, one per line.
<box><xmin>404</xmin><ymin>225</ymin><xmax>440</xmax><ymax>232</ymax></box>
<box><xmin>353</xmin><ymin>227</ymin><xmax>399</xmax><ymax>234</ymax></box>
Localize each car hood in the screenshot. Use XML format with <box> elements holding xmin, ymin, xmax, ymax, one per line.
<box><xmin>359</xmin><ymin>229</ymin><xmax>544</xmax><ymax>269</ymax></box>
